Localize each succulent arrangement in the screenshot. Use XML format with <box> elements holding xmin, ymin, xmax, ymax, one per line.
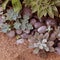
<box><xmin>0</xmin><ymin>0</ymin><xmax>60</xmax><ymax>58</ymax></box>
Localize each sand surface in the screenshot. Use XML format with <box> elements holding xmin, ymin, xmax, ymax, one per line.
<box><xmin>0</xmin><ymin>32</ymin><xmax>60</xmax><ymax>60</ymax></box>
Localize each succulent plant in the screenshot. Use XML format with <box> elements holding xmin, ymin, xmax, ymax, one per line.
<box><xmin>29</xmin><ymin>32</ymin><xmax>51</xmax><ymax>54</ymax></box>
<box><xmin>46</xmin><ymin>26</ymin><xmax>53</xmax><ymax>32</ymax></box>
<box><xmin>20</xmin><ymin>14</ymin><xmax>33</xmax><ymax>31</ymax></box>
<box><xmin>1</xmin><ymin>0</ymin><xmax>60</xmax><ymax>57</ymax></box>
<box><xmin>0</xmin><ymin>23</ymin><xmax>11</xmax><ymax>33</ymax></box>
<box><xmin>5</xmin><ymin>9</ymin><xmax>19</xmax><ymax>21</ymax></box>
<box><xmin>14</xmin><ymin>21</ymin><xmax>21</xmax><ymax>29</ymax></box>
<box><xmin>13</xmin><ymin>14</ymin><xmax>33</xmax><ymax>31</ymax></box>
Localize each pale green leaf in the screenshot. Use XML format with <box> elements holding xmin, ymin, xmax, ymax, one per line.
<box><xmin>23</xmin><ymin>0</ymin><xmax>59</xmax><ymax>18</ymax></box>
<box><xmin>32</xmin><ymin>5</ymin><xmax>38</xmax><ymax>13</ymax></box>
<box><xmin>12</xmin><ymin>0</ymin><xmax>22</xmax><ymax>13</ymax></box>
<box><xmin>55</xmin><ymin>0</ymin><xmax>60</xmax><ymax>6</ymax></box>
<box><xmin>47</xmin><ymin>6</ymin><xmax>54</xmax><ymax>18</ymax></box>
<box><xmin>52</xmin><ymin>6</ymin><xmax>58</xmax><ymax>17</ymax></box>
<box><xmin>37</xmin><ymin>10</ymin><xmax>44</xmax><ymax>18</ymax></box>
<box><xmin>43</xmin><ymin>9</ymin><xmax>47</xmax><ymax>16</ymax></box>
<box><xmin>39</xmin><ymin>0</ymin><xmax>43</xmax><ymax>3</ymax></box>
<box><xmin>2</xmin><ymin>0</ymin><xmax>9</xmax><ymax>10</ymax></box>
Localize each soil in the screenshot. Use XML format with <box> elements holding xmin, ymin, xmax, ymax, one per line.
<box><xmin>0</xmin><ymin>32</ymin><xmax>60</xmax><ymax>60</ymax></box>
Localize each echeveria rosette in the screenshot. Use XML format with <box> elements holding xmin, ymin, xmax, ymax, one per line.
<box><xmin>14</xmin><ymin>21</ymin><xmax>21</xmax><ymax>29</ymax></box>
<box><xmin>20</xmin><ymin>14</ymin><xmax>33</xmax><ymax>31</ymax></box>
<box><xmin>28</xmin><ymin>32</ymin><xmax>53</xmax><ymax>54</ymax></box>
<box><xmin>0</xmin><ymin>23</ymin><xmax>11</xmax><ymax>33</ymax></box>
<box><xmin>5</xmin><ymin>9</ymin><xmax>19</xmax><ymax>21</ymax></box>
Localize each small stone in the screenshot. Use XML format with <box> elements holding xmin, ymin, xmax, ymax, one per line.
<box><xmin>47</xmin><ymin>41</ymin><xmax>54</xmax><ymax>47</ymax></box>
<box><xmin>0</xmin><ymin>7</ymin><xmax>3</xmax><ymax>12</ymax></box>
<box><xmin>24</xmin><ymin>29</ymin><xmax>30</xmax><ymax>34</ymax></box>
<box><xmin>16</xmin><ymin>29</ymin><xmax>22</xmax><ymax>35</ymax></box>
<box><xmin>30</xmin><ymin>18</ymin><xmax>36</xmax><ymax>25</ymax></box>
<box><xmin>7</xmin><ymin>31</ymin><xmax>15</xmax><ymax>38</ymax></box>
<box><xmin>38</xmin><ymin>26</ymin><xmax>47</xmax><ymax>33</ymax></box>
<box><xmin>46</xmin><ymin>19</ymin><xmax>56</xmax><ymax>26</ymax></box>
<box><xmin>57</xmin><ymin>33</ymin><xmax>60</xmax><ymax>40</ymax></box>
<box><xmin>55</xmin><ymin>47</ymin><xmax>60</xmax><ymax>55</ymax></box>
<box><xmin>21</xmin><ymin>33</ymin><xmax>29</xmax><ymax>39</ymax></box>
<box><xmin>22</xmin><ymin>7</ymin><xmax>32</xmax><ymax>17</ymax></box>
<box><xmin>57</xmin><ymin>43</ymin><xmax>60</xmax><ymax>48</ymax></box>
<box><xmin>58</xmin><ymin>34</ymin><xmax>60</xmax><ymax>37</ymax></box>
<box><xmin>50</xmin><ymin>32</ymin><xmax>57</xmax><ymax>41</ymax></box>
<box><xmin>16</xmin><ymin>39</ymin><xmax>24</xmax><ymax>44</ymax></box>
<box><xmin>34</xmin><ymin>22</ymin><xmax>42</xmax><ymax>28</ymax></box>
<box><xmin>49</xmin><ymin>47</ymin><xmax>55</xmax><ymax>52</ymax></box>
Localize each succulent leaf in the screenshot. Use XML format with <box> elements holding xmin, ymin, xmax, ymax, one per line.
<box><xmin>0</xmin><ymin>23</ymin><xmax>10</xmax><ymax>33</ymax></box>
<box><xmin>5</xmin><ymin>9</ymin><xmax>19</xmax><ymax>21</ymax></box>
<box><xmin>14</xmin><ymin>21</ymin><xmax>21</xmax><ymax>29</ymax></box>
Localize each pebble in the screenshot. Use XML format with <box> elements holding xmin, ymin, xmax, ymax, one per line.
<box><xmin>55</xmin><ymin>47</ymin><xmax>60</xmax><ymax>55</ymax></box>
<box><xmin>38</xmin><ymin>26</ymin><xmax>47</xmax><ymax>33</ymax></box>
<box><xmin>16</xmin><ymin>39</ymin><xmax>24</xmax><ymax>44</ymax></box>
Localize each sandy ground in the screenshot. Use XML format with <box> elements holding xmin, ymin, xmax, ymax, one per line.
<box><xmin>0</xmin><ymin>32</ymin><xmax>60</xmax><ymax>60</ymax></box>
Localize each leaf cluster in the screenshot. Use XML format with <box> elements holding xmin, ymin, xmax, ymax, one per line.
<box><xmin>0</xmin><ymin>8</ymin><xmax>33</xmax><ymax>33</ymax></box>
<box><xmin>14</xmin><ymin>14</ymin><xmax>33</xmax><ymax>31</ymax></box>
<box><xmin>23</xmin><ymin>0</ymin><xmax>60</xmax><ymax>18</ymax></box>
